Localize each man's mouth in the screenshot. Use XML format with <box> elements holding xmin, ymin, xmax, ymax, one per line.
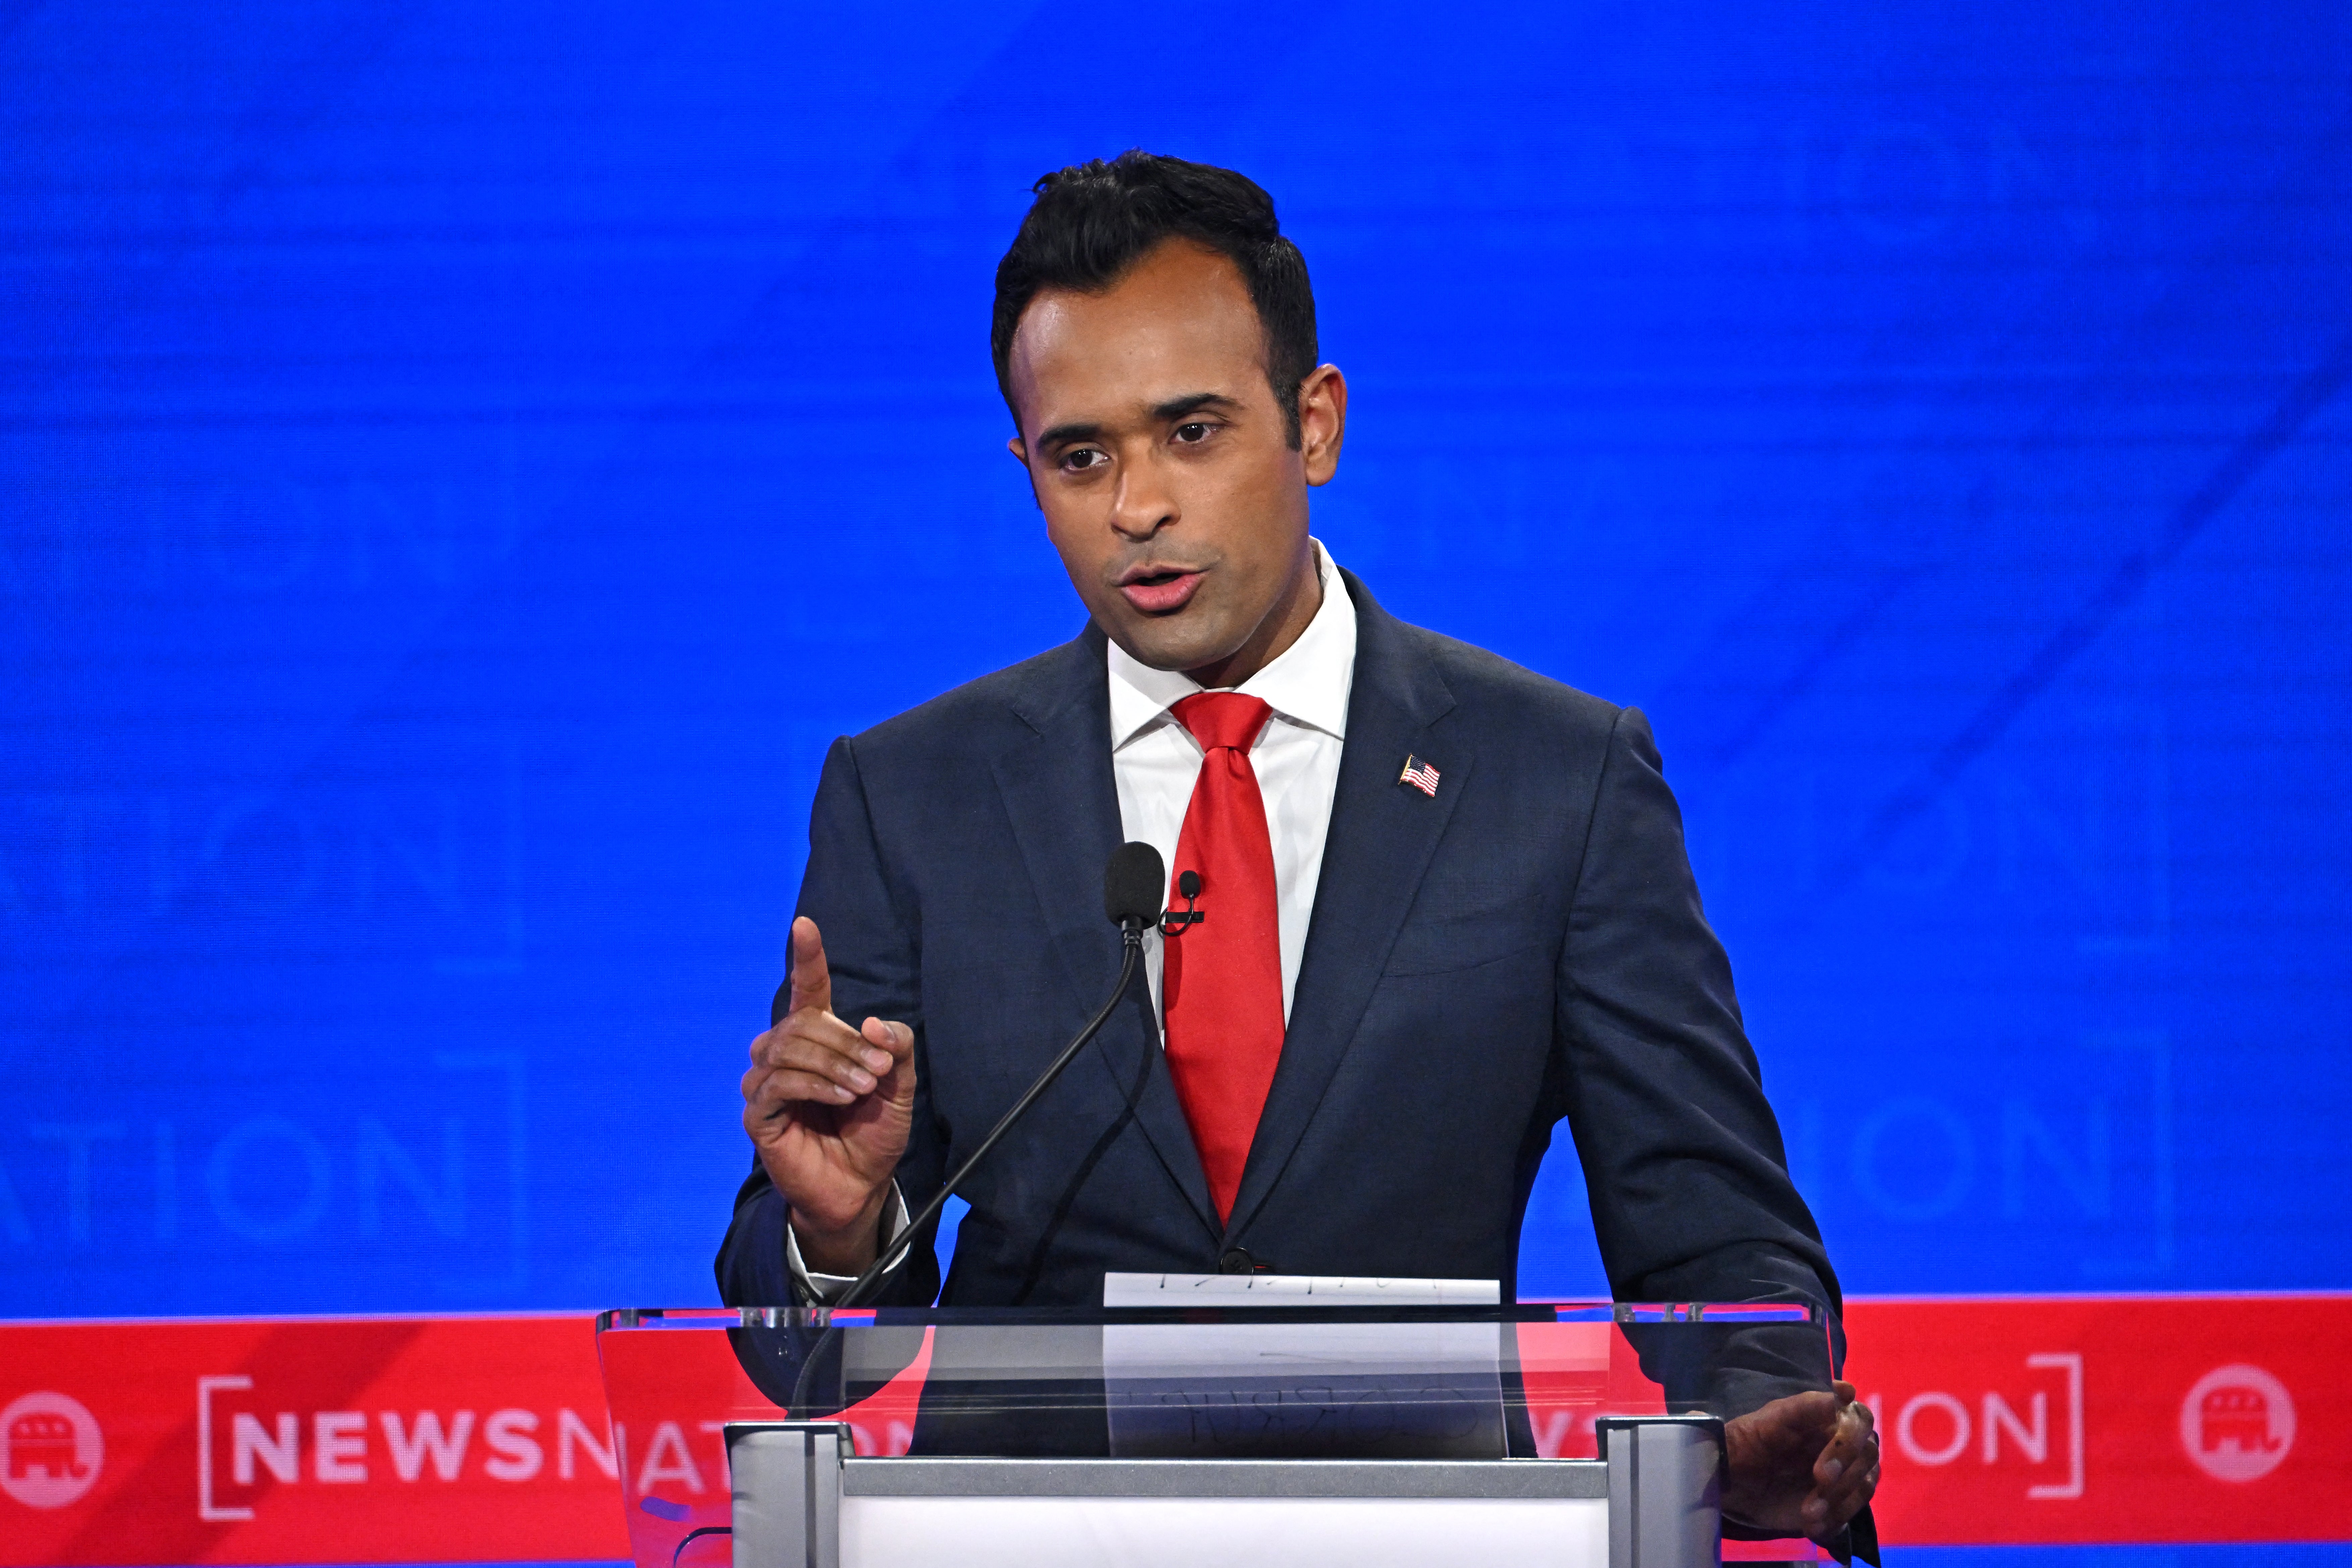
<box><xmin>1117</xmin><ymin>567</ymin><xmax>1206</xmax><ymax>615</ymax></box>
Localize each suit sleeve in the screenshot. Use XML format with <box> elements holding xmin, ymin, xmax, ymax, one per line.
<box><xmin>714</xmin><ymin>735</ymin><xmax>948</xmax><ymax>1309</ymax></box>
<box><xmin>1554</xmin><ymin>707</ymin><xmax>1847</xmax><ymax>1398</ymax></box>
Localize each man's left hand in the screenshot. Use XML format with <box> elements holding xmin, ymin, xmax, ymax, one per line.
<box><xmin>1721</xmin><ymin>1379</ymin><xmax>1879</xmax><ymax>1544</ymax></box>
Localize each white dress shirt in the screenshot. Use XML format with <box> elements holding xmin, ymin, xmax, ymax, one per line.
<box><xmin>792</xmin><ymin>541</ymin><xmax>1355</xmax><ymax>1298</ymax></box>
<box><xmin>1107</xmin><ymin>538</ymin><xmax>1355</xmax><ymax>1027</ymax></box>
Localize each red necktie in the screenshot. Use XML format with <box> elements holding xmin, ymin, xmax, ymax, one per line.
<box><xmin>1161</xmin><ymin>692</ymin><xmax>1286</xmax><ymax>1225</ymax></box>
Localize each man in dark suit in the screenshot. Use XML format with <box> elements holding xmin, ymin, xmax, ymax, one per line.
<box><xmin>718</xmin><ymin>152</ymin><xmax>1879</xmax><ymax>1546</ymax></box>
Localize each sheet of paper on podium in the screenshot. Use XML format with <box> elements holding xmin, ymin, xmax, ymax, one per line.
<box><xmin>1102</xmin><ymin>1272</ymin><xmax>1502</xmax><ymax>1306</ymax></box>
<box><xmin>1102</xmin><ymin>1274</ymin><xmax>1508</xmax><ymax>1458</ymax></box>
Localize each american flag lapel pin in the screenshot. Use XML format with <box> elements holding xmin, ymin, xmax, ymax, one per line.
<box><xmin>1399</xmin><ymin>754</ymin><xmax>1440</xmax><ymax>798</ymax></box>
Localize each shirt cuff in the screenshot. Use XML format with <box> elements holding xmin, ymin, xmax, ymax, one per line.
<box><xmin>785</xmin><ymin>1183</ymin><xmax>911</xmax><ymax>1305</ymax></box>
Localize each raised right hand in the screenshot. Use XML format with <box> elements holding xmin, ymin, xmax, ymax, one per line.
<box><xmin>740</xmin><ymin>917</ymin><xmax>917</xmax><ymax>1275</ymax></box>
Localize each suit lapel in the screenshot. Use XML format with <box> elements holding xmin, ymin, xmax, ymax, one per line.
<box><xmin>993</xmin><ymin>629</ymin><xmax>1220</xmax><ymax>1241</ymax></box>
<box><xmin>1224</xmin><ymin>573</ymin><xmax>1467</xmax><ymax>1241</ymax></box>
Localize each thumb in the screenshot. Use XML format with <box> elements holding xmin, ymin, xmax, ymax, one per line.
<box><xmin>785</xmin><ymin>917</ymin><xmax>833</xmax><ymax>1020</ymax></box>
<box><xmin>870</xmin><ymin>1019</ymin><xmax>918</xmax><ymax>1102</ymax></box>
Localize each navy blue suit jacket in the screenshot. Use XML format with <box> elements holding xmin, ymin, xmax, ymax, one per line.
<box><xmin>719</xmin><ymin>571</ymin><xmax>1841</xmax><ymax>1332</ymax></box>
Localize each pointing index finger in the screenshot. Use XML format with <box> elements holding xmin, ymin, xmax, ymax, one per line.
<box><xmin>786</xmin><ymin>916</ymin><xmax>833</xmax><ymax>1020</ymax></box>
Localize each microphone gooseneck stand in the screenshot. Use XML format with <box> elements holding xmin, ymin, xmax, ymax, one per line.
<box><xmin>839</xmin><ymin>932</ymin><xmax>1142</xmax><ymax>1310</ymax></box>
<box><xmin>785</xmin><ymin>844</ymin><xmax>1164</xmax><ymax>1416</ymax></box>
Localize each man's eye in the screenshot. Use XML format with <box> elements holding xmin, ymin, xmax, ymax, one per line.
<box><xmin>1173</xmin><ymin>423</ymin><xmax>1212</xmax><ymax>443</ymax></box>
<box><xmin>1062</xmin><ymin>449</ymin><xmax>1106</xmax><ymax>471</ymax></box>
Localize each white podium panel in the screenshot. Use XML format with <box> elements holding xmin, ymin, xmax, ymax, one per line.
<box><xmin>730</xmin><ymin>1425</ymin><xmax>1717</xmax><ymax>1568</ymax></box>
<box><xmin>838</xmin><ymin>1494</ymin><xmax>1608</xmax><ymax>1568</ymax></box>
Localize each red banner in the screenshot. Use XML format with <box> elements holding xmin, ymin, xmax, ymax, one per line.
<box><xmin>1845</xmin><ymin>1294</ymin><xmax>2351</xmax><ymax>1544</ymax></box>
<box><xmin>0</xmin><ymin>1294</ymin><xmax>2344</xmax><ymax>1564</ymax></box>
<box><xmin>0</xmin><ymin>1315</ymin><xmax>627</xmax><ymax>1565</ymax></box>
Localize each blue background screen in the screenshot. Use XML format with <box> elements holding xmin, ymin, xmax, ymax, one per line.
<box><xmin>3</xmin><ymin>0</ymin><xmax>2348</xmax><ymax>1320</ymax></box>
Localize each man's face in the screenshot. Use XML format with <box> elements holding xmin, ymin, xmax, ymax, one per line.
<box><xmin>1004</xmin><ymin>239</ymin><xmax>1344</xmax><ymax>681</ymax></box>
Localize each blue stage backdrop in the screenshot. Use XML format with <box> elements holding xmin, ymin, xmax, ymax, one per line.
<box><xmin>2</xmin><ymin>0</ymin><xmax>2347</xmax><ymax>1320</ymax></box>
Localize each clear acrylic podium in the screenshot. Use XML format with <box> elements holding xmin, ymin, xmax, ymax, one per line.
<box><xmin>596</xmin><ymin>1294</ymin><xmax>1833</xmax><ymax>1568</ymax></box>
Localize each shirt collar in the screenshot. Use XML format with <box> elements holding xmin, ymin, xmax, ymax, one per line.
<box><xmin>1107</xmin><ymin>539</ymin><xmax>1357</xmax><ymax>751</ymax></box>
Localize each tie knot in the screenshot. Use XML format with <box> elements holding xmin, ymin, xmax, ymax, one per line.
<box><xmin>1172</xmin><ymin>692</ymin><xmax>1272</xmax><ymax>753</ymax></box>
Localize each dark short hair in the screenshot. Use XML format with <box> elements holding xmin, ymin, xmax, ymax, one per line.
<box><xmin>991</xmin><ymin>151</ymin><xmax>1319</xmax><ymax>448</ymax></box>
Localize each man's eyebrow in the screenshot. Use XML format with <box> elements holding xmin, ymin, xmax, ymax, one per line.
<box><xmin>1034</xmin><ymin>420</ymin><xmax>1105</xmax><ymax>450</ymax></box>
<box><xmin>1151</xmin><ymin>392</ymin><xmax>1242</xmax><ymax>422</ymax></box>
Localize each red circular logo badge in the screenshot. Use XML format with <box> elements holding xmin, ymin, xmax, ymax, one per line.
<box><xmin>2179</xmin><ymin>1364</ymin><xmax>2295</xmax><ymax>1483</ymax></box>
<box><xmin>0</xmin><ymin>1392</ymin><xmax>105</xmax><ymax>1510</ymax></box>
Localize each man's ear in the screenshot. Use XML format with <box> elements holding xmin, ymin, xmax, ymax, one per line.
<box><xmin>1298</xmin><ymin>364</ymin><xmax>1348</xmax><ymax>486</ymax></box>
<box><xmin>1005</xmin><ymin>433</ymin><xmax>1042</xmax><ymax>511</ymax></box>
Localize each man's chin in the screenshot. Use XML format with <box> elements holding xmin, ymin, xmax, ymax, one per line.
<box><xmin>1102</xmin><ymin>615</ymin><xmax>1239</xmax><ymax>678</ymax></box>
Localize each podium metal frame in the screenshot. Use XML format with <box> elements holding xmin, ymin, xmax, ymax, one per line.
<box><xmin>726</xmin><ymin>1414</ymin><xmax>1722</xmax><ymax>1568</ymax></box>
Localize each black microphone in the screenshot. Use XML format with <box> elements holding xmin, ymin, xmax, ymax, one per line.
<box><xmin>828</xmin><ymin>840</ymin><xmax>1165</xmax><ymax>1311</ymax></box>
<box><xmin>1161</xmin><ymin>867</ymin><xmax>1204</xmax><ymax>932</ymax></box>
<box><xmin>1104</xmin><ymin>840</ymin><xmax>1167</xmax><ymax>931</ymax></box>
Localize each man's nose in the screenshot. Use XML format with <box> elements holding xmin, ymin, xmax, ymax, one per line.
<box><xmin>1108</xmin><ymin>450</ymin><xmax>1177</xmax><ymax>538</ymax></box>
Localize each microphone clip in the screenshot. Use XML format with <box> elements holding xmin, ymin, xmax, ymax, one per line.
<box><xmin>1159</xmin><ymin>869</ymin><xmax>1204</xmax><ymax>936</ymax></box>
